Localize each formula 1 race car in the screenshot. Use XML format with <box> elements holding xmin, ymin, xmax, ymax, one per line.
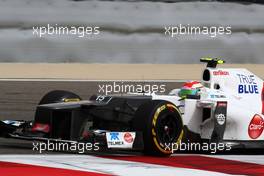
<box><xmin>1</xmin><ymin>58</ymin><xmax>264</xmax><ymax>156</ymax></box>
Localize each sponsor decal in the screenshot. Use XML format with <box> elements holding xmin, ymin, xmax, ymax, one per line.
<box><xmin>63</xmin><ymin>98</ymin><xmax>80</xmax><ymax>102</ymax></box>
<box><xmin>215</xmin><ymin>113</ymin><xmax>226</xmax><ymax>125</ymax></box>
<box><xmin>211</xmin><ymin>101</ymin><xmax>227</xmax><ymax>142</ymax></box>
<box><xmin>110</xmin><ymin>132</ymin><xmax>119</xmax><ymax>141</ymax></box>
<box><xmin>248</xmin><ymin>114</ymin><xmax>264</xmax><ymax>139</ymax></box>
<box><xmin>213</xmin><ymin>70</ymin><xmax>229</xmax><ymax>76</ymax></box>
<box><xmin>237</xmin><ymin>74</ymin><xmax>259</xmax><ymax>94</ymax></box>
<box><xmin>210</xmin><ymin>94</ymin><xmax>226</xmax><ymax>99</ymax></box>
<box><xmin>106</xmin><ymin>132</ymin><xmax>136</xmax><ymax>149</ymax></box>
<box><xmin>217</xmin><ymin>102</ymin><xmax>227</xmax><ymax>107</ymax></box>
<box><xmin>32</xmin><ymin>123</ymin><xmax>50</xmax><ymax>133</ymax></box>
<box><xmin>123</xmin><ymin>132</ymin><xmax>134</xmax><ymax>143</ymax></box>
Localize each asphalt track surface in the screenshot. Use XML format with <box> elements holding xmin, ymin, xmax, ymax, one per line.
<box><xmin>0</xmin><ymin>80</ymin><xmax>183</xmax><ymax>120</ymax></box>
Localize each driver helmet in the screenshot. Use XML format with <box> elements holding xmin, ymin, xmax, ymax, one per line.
<box><xmin>178</xmin><ymin>81</ymin><xmax>204</xmax><ymax>98</ymax></box>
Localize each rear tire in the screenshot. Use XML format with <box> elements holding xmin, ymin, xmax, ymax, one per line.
<box><xmin>133</xmin><ymin>100</ymin><xmax>184</xmax><ymax>156</ymax></box>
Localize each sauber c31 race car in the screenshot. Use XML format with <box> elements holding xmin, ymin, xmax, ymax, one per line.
<box><xmin>1</xmin><ymin>58</ymin><xmax>264</xmax><ymax>156</ymax></box>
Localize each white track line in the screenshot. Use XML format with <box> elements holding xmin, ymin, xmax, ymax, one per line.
<box><xmin>207</xmin><ymin>155</ymin><xmax>264</xmax><ymax>165</ymax></box>
<box><xmin>0</xmin><ymin>155</ymin><xmax>229</xmax><ymax>176</ymax></box>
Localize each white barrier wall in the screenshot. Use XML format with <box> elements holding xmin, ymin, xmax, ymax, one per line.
<box><xmin>0</xmin><ymin>0</ymin><xmax>263</xmax><ymax>63</ymax></box>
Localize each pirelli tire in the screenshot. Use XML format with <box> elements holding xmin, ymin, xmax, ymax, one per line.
<box><xmin>133</xmin><ymin>100</ymin><xmax>184</xmax><ymax>156</ymax></box>
<box><xmin>38</xmin><ymin>90</ymin><xmax>81</xmax><ymax>105</ymax></box>
<box><xmin>35</xmin><ymin>90</ymin><xmax>81</xmax><ymax>120</ymax></box>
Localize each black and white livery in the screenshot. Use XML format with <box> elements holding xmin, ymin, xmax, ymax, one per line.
<box><xmin>1</xmin><ymin>58</ymin><xmax>264</xmax><ymax>156</ymax></box>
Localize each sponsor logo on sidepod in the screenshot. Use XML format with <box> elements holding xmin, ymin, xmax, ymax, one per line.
<box><xmin>248</xmin><ymin>114</ymin><xmax>264</xmax><ymax>139</ymax></box>
<box><xmin>216</xmin><ymin>113</ymin><xmax>226</xmax><ymax>125</ymax></box>
<box><xmin>237</xmin><ymin>74</ymin><xmax>259</xmax><ymax>94</ymax></box>
<box><xmin>124</xmin><ymin>132</ymin><xmax>134</xmax><ymax>143</ymax></box>
<box><xmin>213</xmin><ymin>70</ymin><xmax>229</xmax><ymax>76</ymax></box>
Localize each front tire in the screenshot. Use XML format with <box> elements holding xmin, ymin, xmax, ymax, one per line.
<box><xmin>35</xmin><ymin>90</ymin><xmax>81</xmax><ymax>120</ymax></box>
<box><xmin>38</xmin><ymin>90</ymin><xmax>81</xmax><ymax>105</ymax></box>
<box><xmin>133</xmin><ymin>100</ymin><xmax>184</xmax><ymax>156</ymax></box>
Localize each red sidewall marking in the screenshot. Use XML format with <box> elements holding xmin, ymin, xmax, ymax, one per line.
<box><xmin>0</xmin><ymin>161</ymin><xmax>111</xmax><ymax>176</ymax></box>
<box><xmin>103</xmin><ymin>155</ymin><xmax>264</xmax><ymax>176</ymax></box>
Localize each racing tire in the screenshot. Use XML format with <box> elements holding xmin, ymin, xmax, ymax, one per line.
<box><xmin>38</xmin><ymin>90</ymin><xmax>81</xmax><ymax>105</ymax></box>
<box><xmin>133</xmin><ymin>100</ymin><xmax>184</xmax><ymax>156</ymax></box>
<box><xmin>34</xmin><ymin>90</ymin><xmax>81</xmax><ymax>123</ymax></box>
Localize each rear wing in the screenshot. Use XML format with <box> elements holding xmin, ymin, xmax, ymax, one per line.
<box><xmin>200</xmin><ymin>58</ymin><xmax>225</xmax><ymax>68</ymax></box>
